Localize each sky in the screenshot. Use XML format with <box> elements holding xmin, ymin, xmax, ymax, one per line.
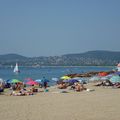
<box><xmin>0</xmin><ymin>0</ymin><xmax>120</xmax><ymax>57</ymax></box>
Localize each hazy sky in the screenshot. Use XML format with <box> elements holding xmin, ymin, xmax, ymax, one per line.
<box><xmin>0</xmin><ymin>0</ymin><xmax>120</xmax><ymax>57</ymax></box>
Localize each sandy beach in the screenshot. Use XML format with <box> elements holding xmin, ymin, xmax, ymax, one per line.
<box><xmin>0</xmin><ymin>83</ymin><xmax>120</xmax><ymax>120</ymax></box>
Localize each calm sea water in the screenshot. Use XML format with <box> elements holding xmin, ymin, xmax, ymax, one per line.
<box><xmin>0</xmin><ymin>66</ymin><xmax>114</xmax><ymax>82</ymax></box>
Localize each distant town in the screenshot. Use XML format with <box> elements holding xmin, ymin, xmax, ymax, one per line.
<box><xmin>0</xmin><ymin>50</ymin><xmax>120</xmax><ymax>67</ymax></box>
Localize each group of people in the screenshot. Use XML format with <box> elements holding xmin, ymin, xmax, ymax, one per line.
<box><xmin>10</xmin><ymin>87</ymin><xmax>36</xmax><ymax>96</ymax></box>
<box><xmin>95</xmin><ymin>79</ymin><xmax>120</xmax><ymax>88</ymax></box>
<box><xmin>71</xmin><ymin>82</ymin><xmax>86</xmax><ymax>91</ymax></box>
<box><xmin>57</xmin><ymin>81</ymin><xmax>86</xmax><ymax>92</ymax></box>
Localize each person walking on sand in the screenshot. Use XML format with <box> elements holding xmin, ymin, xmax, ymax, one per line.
<box><xmin>42</xmin><ymin>77</ymin><xmax>49</xmax><ymax>89</ymax></box>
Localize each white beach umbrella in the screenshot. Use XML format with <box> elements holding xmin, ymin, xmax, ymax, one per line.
<box><xmin>100</xmin><ymin>76</ymin><xmax>109</xmax><ymax>81</ymax></box>
<box><xmin>51</xmin><ymin>78</ymin><xmax>59</xmax><ymax>81</ymax></box>
<box><xmin>89</xmin><ymin>76</ymin><xmax>101</xmax><ymax>81</ymax></box>
<box><xmin>0</xmin><ymin>78</ymin><xmax>4</xmax><ymax>83</ymax></box>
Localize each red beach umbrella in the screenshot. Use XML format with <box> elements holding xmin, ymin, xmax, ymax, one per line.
<box><xmin>98</xmin><ymin>72</ymin><xmax>108</xmax><ymax>77</ymax></box>
<box><xmin>26</xmin><ymin>81</ymin><xmax>38</xmax><ymax>86</ymax></box>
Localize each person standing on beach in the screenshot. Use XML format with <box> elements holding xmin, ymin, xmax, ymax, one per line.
<box><xmin>42</xmin><ymin>77</ymin><xmax>48</xmax><ymax>89</ymax></box>
<box><xmin>43</xmin><ymin>81</ymin><xmax>47</xmax><ymax>89</ymax></box>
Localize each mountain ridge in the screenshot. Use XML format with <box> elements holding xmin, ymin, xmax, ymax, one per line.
<box><xmin>0</xmin><ymin>50</ymin><xmax>120</xmax><ymax>66</ymax></box>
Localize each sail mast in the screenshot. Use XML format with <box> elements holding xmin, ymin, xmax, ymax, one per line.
<box><xmin>13</xmin><ymin>63</ymin><xmax>19</xmax><ymax>73</ymax></box>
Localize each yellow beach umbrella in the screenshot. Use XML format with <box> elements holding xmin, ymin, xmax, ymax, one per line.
<box><xmin>60</xmin><ymin>76</ymin><xmax>71</xmax><ymax>80</ymax></box>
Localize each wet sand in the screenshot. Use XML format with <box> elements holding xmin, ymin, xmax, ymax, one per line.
<box><xmin>0</xmin><ymin>83</ymin><xmax>120</xmax><ymax>120</ymax></box>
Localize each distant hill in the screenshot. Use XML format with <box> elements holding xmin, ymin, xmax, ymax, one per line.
<box><xmin>0</xmin><ymin>50</ymin><xmax>120</xmax><ymax>66</ymax></box>
<box><xmin>63</xmin><ymin>50</ymin><xmax>120</xmax><ymax>59</ymax></box>
<box><xmin>0</xmin><ymin>54</ymin><xmax>27</xmax><ymax>60</ymax></box>
<box><xmin>61</xmin><ymin>50</ymin><xmax>120</xmax><ymax>66</ymax></box>
<box><xmin>0</xmin><ymin>54</ymin><xmax>27</xmax><ymax>66</ymax></box>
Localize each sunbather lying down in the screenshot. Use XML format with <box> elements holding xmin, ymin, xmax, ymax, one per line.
<box><xmin>10</xmin><ymin>89</ymin><xmax>34</xmax><ymax>96</ymax></box>
<box><xmin>94</xmin><ymin>80</ymin><xmax>113</xmax><ymax>87</ymax></box>
<box><xmin>113</xmin><ymin>82</ymin><xmax>120</xmax><ymax>88</ymax></box>
<box><xmin>71</xmin><ymin>83</ymin><xmax>86</xmax><ymax>92</ymax></box>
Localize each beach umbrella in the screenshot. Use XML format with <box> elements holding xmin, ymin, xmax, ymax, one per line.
<box><xmin>89</xmin><ymin>76</ymin><xmax>101</xmax><ymax>81</ymax></box>
<box><xmin>110</xmin><ymin>75</ymin><xmax>120</xmax><ymax>83</ymax></box>
<box><xmin>26</xmin><ymin>81</ymin><xmax>38</xmax><ymax>86</ymax></box>
<box><xmin>60</xmin><ymin>76</ymin><xmax>71</xmax><ymax>80</ymax></box>
<box><xmin>98</xmin><ymin>72</ymin><xmax>108</xmax><ymax>77</ymax></box>
<box><xmin>100</xmin><ymin>76</ymin><xmax>109</xmax><ymax>81</ymax></box>
<box><xmin>72</xmin><ymin>77</ymin><xmax>81</xmax><ymax>80</ymax></box>
<box><xmin>0</xmin><ymin>78</ymin><xmax>4</xmax><ymax>83</ymax></box>
<box><xmin>106</xmin><ymin>74</ymin><xmax>113</xmax><ymax>78</ymax></box>
<box><xmin>51</xmin><ymin>78</ymin><xmax>59</xmax><ymax>81</ymax></box>
<box><xmin>10</xmin><ymin>79</ymin><xmax>22</xmax><ymax>83</ymax></box>
<box><xmin>6</xmin><ymin>79</ymin><xmax>12</xmax><ymax>83</ymax></box>
<box><xmin>35</xmin><ymin>79</ymin><xmax>42</xmax><ymax>83</ymax></box>
<box><xmin>63</xmin><ymin>79</ymin><xmax>78</xmax><ymax>83</ymax></box>
<box><xmin>77</xmin><ymin>77</ymin><xmax>88</xmax><ymax>83</ymax></box>
<box><xmin>68</xmin><ymin>79</ymin><xmax>79</xmax><ymax>83</ymax></box>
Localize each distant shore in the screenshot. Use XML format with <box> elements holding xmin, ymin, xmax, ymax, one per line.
<box><xmin>0</xmin><ymin>65</ymin><xmax>115</xmax><ymax>68</ymax></box>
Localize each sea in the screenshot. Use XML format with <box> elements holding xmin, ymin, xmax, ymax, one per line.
<box><xmin>0</xmin><ymin>66</ymin><xmax>115</xmax><ymax>86</ymax></box>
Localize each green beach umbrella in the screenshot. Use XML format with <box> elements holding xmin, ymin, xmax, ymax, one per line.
<box><xmin>10</xmin><ymin>79</ymin><xmax>22</xmax><ymax>83</ymax></box>
<box><xmin>110</xmin><ymin>75</ymin><xmax>120</xmax><ymax>83</ymax></box>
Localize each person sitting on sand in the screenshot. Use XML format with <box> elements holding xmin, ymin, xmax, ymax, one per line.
<box><xmin>58</xmin><ymin>83</ymin><xmax>67</xmax><ymax>89</ymax></box>
<box><xmin>75</xmin><ymin>83</ymin><xmax>86</xmax><ymax>92</ymax></box>
<box><xmin>10</xmin><ymin>90</ymin><xmax>22</xmax><ymax>96</ymax></box>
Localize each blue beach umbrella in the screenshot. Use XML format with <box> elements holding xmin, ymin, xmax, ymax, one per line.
<box><xmin>6</xmin><ymin>79</ymin><xmax>12</xmax><ymax>83</ymax></box>
<box><xmin>63</xmin><ymin>79</ymin><xmax>78</xmax><ymax>83</ymax></box>
<box><xmin>68</xmin><ymin>79</ymin><xmax>79</xmax><ymax>83</ymax></box>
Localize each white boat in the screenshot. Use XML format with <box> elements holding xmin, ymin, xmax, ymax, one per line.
<box><xmin>13</xmin><ymin>63</ymin><xmax>20</xmax><ymax>73</ymax></box>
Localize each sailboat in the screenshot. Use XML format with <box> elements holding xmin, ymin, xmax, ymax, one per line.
<box><xmin>13</xmin><ymin>63</ymin><xmax>20</xmax><ymax>73</ymax></box>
